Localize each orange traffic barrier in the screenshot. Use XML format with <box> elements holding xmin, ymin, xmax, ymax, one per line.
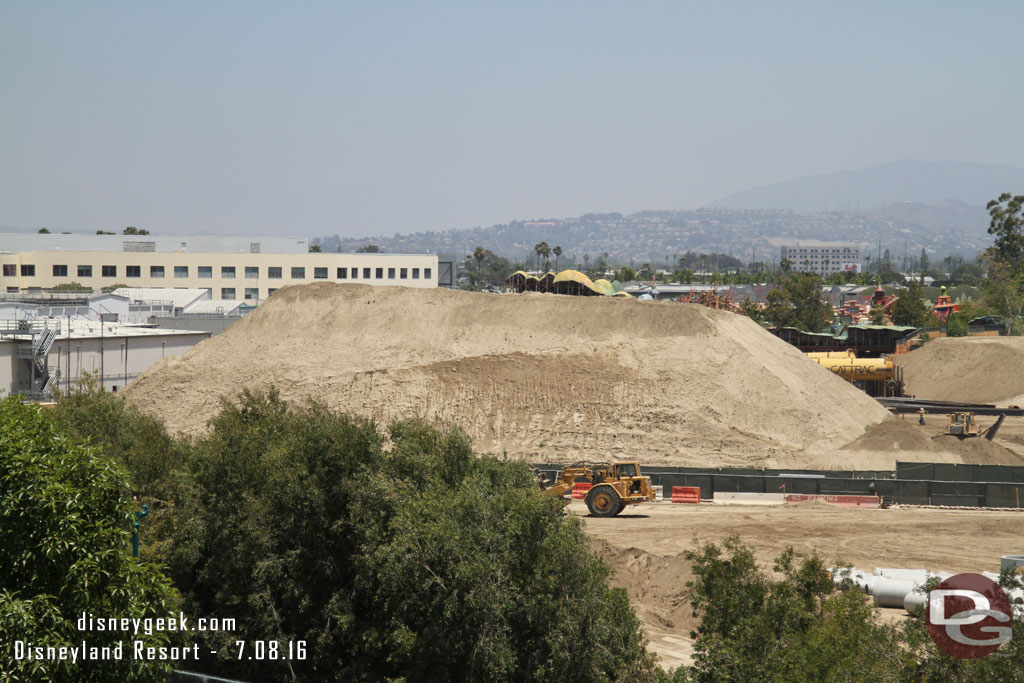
<box><xmin>671</xmin><ymin>486</ymin><xmax>700</xmax><ymax>504</ymax></box>
<box><xmin>571</xmin><ymin>482</ymin><xmax>593</xmax><ymax>499</ymax></box>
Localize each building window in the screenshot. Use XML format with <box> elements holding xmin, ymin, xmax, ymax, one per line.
<box><xmin>314</xmin><ymin>267</ymin><xmax>327</xmax><ymax>279</ymax></box>
<box><xmin>174</xmin><ymin>266</ymin><xmax>188</xmax><ymax>278</ymax></box>
<box><xmin>198</xmin><ymin>266</ymin><xmax>213</xmax><ymax>279</ymax></box>
<box><xmin>150</xmin><ymin>265</ymin><xmax>165</xmax><ymax>278</ymax></box>
<box><xmin>412</xmin><ymin>268</ymin><xmax>420</xmax><ymax>279</ymax></box>
<box><xmin>222</xmin><ymin>288</ymin><xmax>236</xmax><ymax>300</ymax></box>
<box><xmin>102</xmin><ymin>265</ymin><xmax>116</xmax><ymax>277</ymax></box>
<box><xmin>424</xmin><ymin>268</ymin><xmax>432</xmax><ymax>279</ymax></box>
<box><xmin>78</xmin><ymin>265</ymin><xmax>92</xmax><ymax>277</ymax></box>
<box><xmin>375</xmin><ymin>267</ymin><xmax>383</xmax><ymax>279</ymax></box>
<box><xmin>400</xmin><ymin>267</ymin><xmax>407</xmax><ymax>279</ymax></box>
<box><xmin>363</xmin><ymin>267</ymin><xmax>371</xmax><ymax>278</ymax></box>
<box><xmin>52</xmin><ymin>265</ymin><xmax>68</xmax><ymax>277</ymax></box>
<box><xmin>21</xmin><ymin>264</ymin><xmax>36</xmax><ymax>277</ymax></box>
<box><xmin>267</xmin><ymin>288</ymin><xmax>277</xmax><ymax>296</ymax></box>
<box><xmin>126</xmin><ymin>265</ymin><xmax>141</xmax><ymax>278</ymax></box>
<box><xmin>291</xmin><ymin>267</ymin><xmax>305</xmax><ymax>279</ymax></box>
<box><xmin>245</xmin><ymin>287</ymin><xmax>259</xmax><ymax>300</ymax></box>
<box><xmin>245</xmin><ymin>266</ymin><xmax>259</xmax><ymax>279</ymax></box>
<box><xmin>222</xmin><ymin>266</ymin><xmax>236</xmax><ymax>278</ymax></box>
<box><xmin>337</xmin><ymin>267</ymin><xmax>348</xmax><ymax>279</ymax></box>
<box><xmin>268</xmin><ymin>267</ymin><xmax>282</xmax><ymax>279</ymax></box>
<box><xmin>387</xmin><ymin>267</ymin><xmax>396</xmax><ymax>279</ymax></box>
<box><xmin>2</xmin><ymin>264</ymin><xmax>14</xmax><ymax>277</ymax></box>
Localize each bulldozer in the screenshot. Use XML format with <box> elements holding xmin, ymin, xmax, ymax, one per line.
<box><xmin>943</xmin><ymin>412</ymin><xmax>1006</xmax><ymax>440</ymax></box>
<box><xmin>541</xmin><ymin>461</ymin><xmax>656</xmax><ymax>517</ymax></box>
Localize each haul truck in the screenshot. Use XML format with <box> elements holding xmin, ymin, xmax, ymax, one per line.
<box><xmin>541</xmin><ymin>461</ymin><xmax>656</xmax><ymax>517</ymax></box>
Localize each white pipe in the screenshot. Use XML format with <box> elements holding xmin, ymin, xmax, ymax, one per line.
<box><xmin>872</xmin><ymin>578</ymin><xmax>916</xmax><ymax>608</ymax></box>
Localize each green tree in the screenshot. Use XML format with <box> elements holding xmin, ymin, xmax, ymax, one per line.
<box><xmin>764</xmin><ymin>273</ymin><xmax>831</xmax><ymax>332</ymax></box>
<box><xmin>890</xmin><ymin>279</ymin><xmax>936</xmax><ymax>328</ymax></box>
<box><xmin>309</xmin><ymin>244</ymin><xmax>322</xmax><ymax>252</ymax></box>
<box><xmin>37</xmin><ymin>227</ymin><xmax>50</xmax><ymax>234</ymax></box>
<box><xmin>987</xmin><ymin>193</ymin><xmax>1024</xmax><ymax>273</ymax></box>
<box><xmin>740</xmin><ymin>298</ymin><xmax>765</xmax><ymax>324</ymax></box>
<box><xmin>982</xmin><ymin>255</ymin><xmax>1024</xmax><ymax>334</ymax></box>
<box><xmin>615</xmin><ymin>266</ymin><xmax>637</xmax><ymax>282</ymax></box>
<box><xmin>122</xmin><ymin>226</ymin><xmax>150</xmax><ymax>235</ymax></box>
<box><xmin>473</xmin><ymin>246</ymin><xmax>487</xmax><ymax>278</ymax></box>
<box><xmin>101</xmin><ymin>282</ymin><xmax>128</xmax><ymax>294</ymax></box>
<box><xmin>96</xmin><ymin>230</ymin><xmax>115</xmax><ymax>235</ymax></box>
<box><xmin>553</xmin><ymin>245</ymin><xmax>562</xmax><ymax>271</ymax></box>
<box><xmin>683</xmin><ymin>537</ymin><xmax>904</xmax><ymax>682</ymax></box>
<box><xmin>141</xmin><ymin>390</ymin><xmax>658</xmax><ymax>682</ymax></box>
<box><xmin>0</xmin><ymin>397</ymin><xmax>181</xmax><ymax>682</ymax></box>
<box><xmin>946</xmin><ymin>312</ymin><xmax>969</xmax><ymax>337</ymax></box>
<box><xmin>355</xmin><ymin>244</ymin><xmax>380</xmax><ymax>253</ymax></box>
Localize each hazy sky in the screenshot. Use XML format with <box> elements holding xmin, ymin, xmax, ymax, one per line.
<box><xmin>2</xmin><ymin>2</ymin><xmax>1022</xmax><ymax>238</ymax></box>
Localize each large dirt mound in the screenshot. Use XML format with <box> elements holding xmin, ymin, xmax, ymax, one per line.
<box><xmin>126</xmin><ymin>283</ymin><xmax>893</xmax><ymax>466</ymax></box>
<box><xmin>896</xmin><ymin>336</ymin><xmax>1024</xmax><ymax>405</ymax></box>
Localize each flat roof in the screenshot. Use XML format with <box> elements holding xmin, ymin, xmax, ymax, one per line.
<box><xmin>0</xmin><ymin>319</ymin><xmax>209</xmax><ymax>341</ymax></box>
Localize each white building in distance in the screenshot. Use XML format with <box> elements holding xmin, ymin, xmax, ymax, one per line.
<box><xmin>780</xmin><ymin>242</ymin><xmax>861</xmax><ymax>276</ymax></box>
<box><xmin>1</xmin><ymin>234</ymin><xmax>439</xmax><ymax>302</ymax></box>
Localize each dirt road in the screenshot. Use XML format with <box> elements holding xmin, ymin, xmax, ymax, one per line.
<box><xmin>575</xmin><ymin>500</ymin><xmax>1024</xmax><ymax>668</ymax></box>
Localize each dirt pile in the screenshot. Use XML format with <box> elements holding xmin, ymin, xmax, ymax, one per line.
<box><xmin>126</xmin><ymin>283</ymin><xmax>895</xmax><ymax>467</ymax></box>
<box><xmin>840</xmin><ymin>416</ymin><xmax>1024</xmax><ymax>466</ymax></box>
<box><xmin>896</xmin><ymin>337</ymin><xmax>1024</xmax><ymax>405</ymax></box>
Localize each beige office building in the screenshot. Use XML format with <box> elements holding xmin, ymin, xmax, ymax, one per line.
<box><xmin>1</xmin><ymin>234</ymin><xmax>438</xmax><ymax>301</ymax></box>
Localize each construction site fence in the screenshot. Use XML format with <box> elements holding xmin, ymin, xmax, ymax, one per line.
<box><xmin>534</xmin><ymin>462</ymin><xmax>1024</xmax><ymax>509</ymax></box>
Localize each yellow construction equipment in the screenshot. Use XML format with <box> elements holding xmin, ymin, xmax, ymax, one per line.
<box><xmin>541</xmin><ymin>461</ymin><xmax>656</xmax><ymax>517</ymax></box>
<box><xmin>945</xmin><ymin>412</ymin><xmax>981</xmax><ymax>437</ymax></box>
<box><xmin>806</xmin><ymin>350</ymin><xmax>904</xmax><ymax>397</ymax></box>
<box><xmin>941</xmin><ymin>412</ymin><xmax>1007</xmax><ymax>440</ymax></box>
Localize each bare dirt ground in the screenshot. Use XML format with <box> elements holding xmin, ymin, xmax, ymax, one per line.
<box><xmin>576</xmin><ymin>500</ymin><xmax>1024</xmax><ymax>668</ymax></box>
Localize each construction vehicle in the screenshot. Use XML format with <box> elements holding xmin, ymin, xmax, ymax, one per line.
<box><xmin>541</xmin><ymin>461</ymin><xmax>656</xmax><ymax>517</ymax></box>
<box><xmin>943</xmin><ymin>412</ymin><xmax>1006</xmax><ymax>440</ymax></box>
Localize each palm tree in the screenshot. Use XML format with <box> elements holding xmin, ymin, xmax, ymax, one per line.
<box><xmin>534</xmin><ymin>242</ymin><xmax>549</xmax><ymax>272</ymax></box>
<box><xmin>473</xmin><ymin>247</ymin><xmax>487</xmax><ymax>281</ymax></box>
<box><xmin>538</xmin><ymin>242</ymin><xmax>551</xmax><ymax>271</ymax></box>
<box><xmin>552</xmin><ymin>245</ymin><xmax>562</xmax><ymax>271</ymax></box>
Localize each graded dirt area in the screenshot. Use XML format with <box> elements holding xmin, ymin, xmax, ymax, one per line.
<box><xmin>123</xmin><ymin>282</ymin><xmax>1021</xmax><ymax>469</ymax></box>
<box><xmin>576</xmin><ymin>500</ymin><xmax>1024</xmax><ymax>668</ymax></box>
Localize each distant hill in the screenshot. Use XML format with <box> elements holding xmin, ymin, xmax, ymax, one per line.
<box><xmin>315</xmin><ymin>203</ymin><xmax>993</xmax><ymax>269</ymax></box>
<box><xmin>712</xmin><ymin>161</ymin><xmax>1024</xmax><ymax>213</ymax></box>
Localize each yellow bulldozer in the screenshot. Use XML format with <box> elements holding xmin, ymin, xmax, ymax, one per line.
<box><xmin>541</xmin><ymin>461</ymin><xmax>656</xmax><ymax>517</ymax></box>
<box><xmin>942</xmin><ymin>412</ymin><xmax>1005</xmax><ymax>440</ymax></box>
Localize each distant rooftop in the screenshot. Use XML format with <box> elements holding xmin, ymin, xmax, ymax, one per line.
<box><xmin>0</xmin><ymin>233</ymin><xmax>308</xmax><ymax>254</ymax></box>
<box><xmin>780</xmin><ymin>241</ymin><xmax>860</xmax><ymax>248</ymax></box>
<box><xmin>110</xmin><ymin>287</ymin><xmax>211</xmax><ymax>309</ymax></box>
